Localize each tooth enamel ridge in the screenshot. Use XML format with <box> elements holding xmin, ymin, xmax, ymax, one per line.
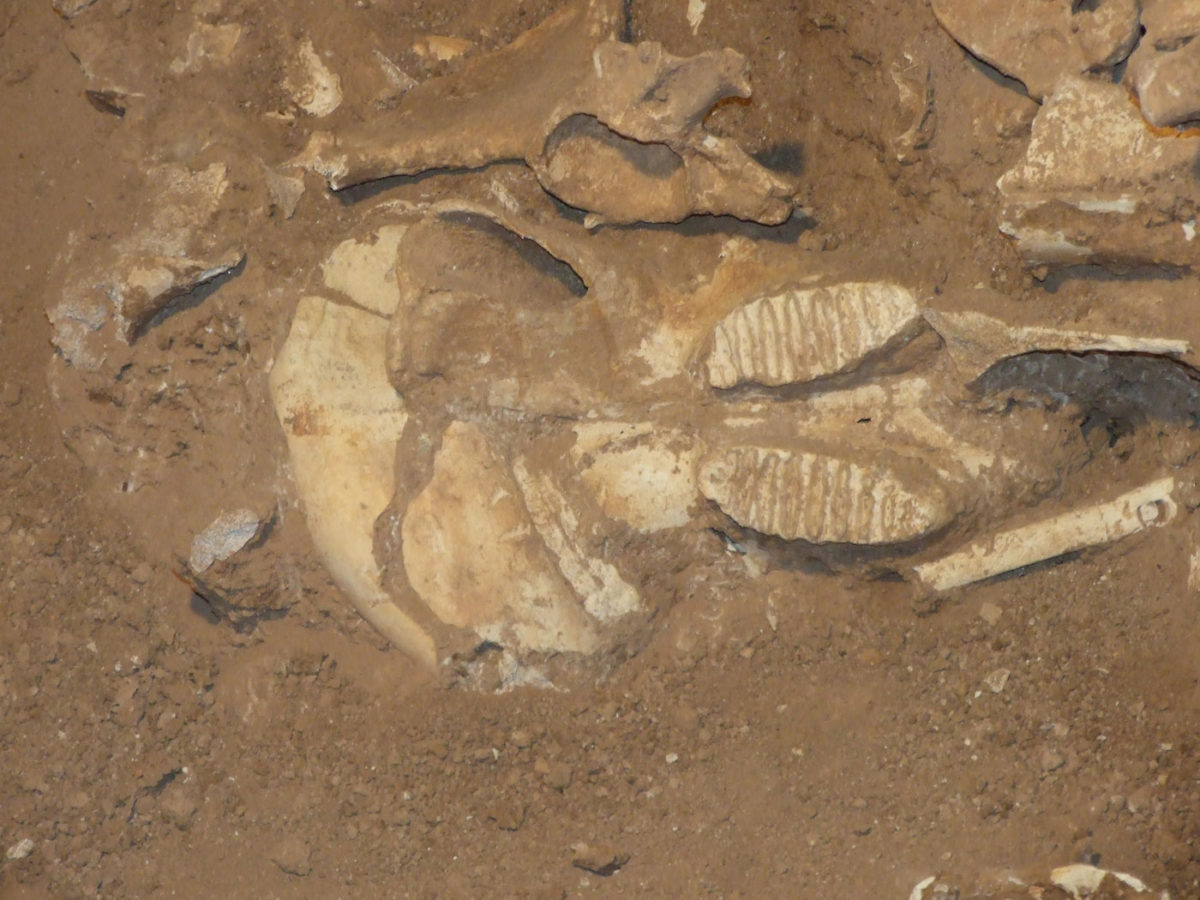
<box><xmin>705</xmin><ymin>282</ymin><xmax>923</xmax><ymax>389</ymax></box>
<box><xmin>698</xmin><ymin>446</ymin><xmax>953</xmax><ymax>545</ymax></box>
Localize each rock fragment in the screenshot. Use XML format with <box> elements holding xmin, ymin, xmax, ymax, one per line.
<box><xmin>930</xmin><ymin>0</ymin><xmax>1140</xmax><ymax>99</ymax></box>
<box><xmin>270</xmin><ymin>836</ymin><xmax>312</xmax><ymax>876</ymax></box>
<box><xmin>5</xmin><ymin>838</ymin><xmax>34</xmax><ymax>861</ymax></box>
<box><xmin>188</xmin><ymin>509</ymin><xmax>264</xmax><ymax>573</ymax></box>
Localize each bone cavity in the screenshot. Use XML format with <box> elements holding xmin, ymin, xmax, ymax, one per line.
<box><xmin>705</xmin><ymin>282</ymin><xmax>923</xmax><ymax>388</ymax></box>
<box><xmin>699</xmin><ymin>447</ymin><xmax>955</xmax><ymax>545</ymax></box>
<box><xmin>915</xmin><ymin>477</ymin><xmax>1177</xmax><ymax>592</ymax></box>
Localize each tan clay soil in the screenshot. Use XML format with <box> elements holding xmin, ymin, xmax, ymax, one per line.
<box><xmin>2</xmin><ymin>1</ymin><xmax>1199</xmax><ymax>898</ymax></box>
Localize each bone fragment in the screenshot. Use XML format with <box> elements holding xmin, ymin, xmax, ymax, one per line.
<box><xmin>571</xmin><ymin>423</ymin><xmax>701</xmax><ymax>532</ymax></box>
<box><xmin>915</xmin><ymin>477</ymin><xmax>1177</xmax><ymax>592</ymax></box>
<box><xmin>268</xmin><ymin>294</ymin><xmax>435</xmax><ymax>668</ymax></box>
<box><xmin>296</xmin><ymin>0</ymin><xmax>792</xmax><ymax>225</ymax></box>
<box><xmin>997</xmin><ymin>76</ymin><xmax>1200</xmax><ymax>271</ymax></box>
<box><xmin>699</xmin><ymin>446</ymin><xmax>956</xmax><ymax>545</ymax></box>
<box><xmin>512</xmin><ymin>458</ymin><xmax>641</xmax><ymax>622</ymax></box>
<box><xmin>924</xmin><ymin>309</ymin><xmax>1191</xmax><ymax>382</ymax></box>
<box><xmin>1126</xmin><ymin>13</ymin><xmax>1200</xmax><ymax>127</ymax></box>
<box><xmin>1050</xmin><ymin>864</ymin><xmax>1150</xmax><ymax>897</ymax></box>
<box><xmin>929</xmin><ymin>0</ymin><xmax>1139</xmax><ymax>99</ymax></box>
<box><xmin>188</xmin><ymin>509</ymin><xmax>263</xmax><ymax>573</ymax></box>
<box><xmin>401</xmin><ymin>422</ymin><xmax>600</xmax><ymax>653</ymax></box>
<box><xmin>705</xmin><ymin>282</ymin><xmax>923</xmax><ymax>388</ymax></box>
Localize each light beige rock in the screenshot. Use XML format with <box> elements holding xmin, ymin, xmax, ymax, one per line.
<box><xmin>930</xmin><ymin>0</ymin><xmax>1140</xmax><ymax>99</ymax></box>
<box><xmin>284</xmin><ymin>39</ymin><xmax>343</xmax><ymax>118</ymax></box>
<box><xmin>413</xmin><ymin>35</ymin><xmax>473</xmax><ymax>63</ymax></box>
<box><xmin>1126</xmin><ymin>4</ymin><xmax>1200</xmax><ymax>128</ymax></box>
<box><xmin>296</xmin><ymin>0</ymin><xmax>792</xmax><ymax>225</ymax></box>
<box><xmin>997</xmin><ymin>76</ymin><xmax>1200</xmax><ymax>270</ymax></box>
<box><xmin>169</xmin><ymin>23</ymin><xmax>242</xmax><ymax>75</ymax></box>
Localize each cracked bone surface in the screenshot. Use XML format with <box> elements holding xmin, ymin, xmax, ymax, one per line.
<box><xmin>297</xmin><ymin>0</ymin><xmax>792</xmax><ymax>225</ymax></box>
<box><xmin>262</xmin><ymin>171</ymin><xmax>1195</xmax><ymax>670</ymax></box>
<box><xmin>997</xmin><ymin>75</ymin><xmax>1200</xmax><ymax>271</ymax></box>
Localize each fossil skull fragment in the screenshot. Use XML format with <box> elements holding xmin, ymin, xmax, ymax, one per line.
<box><xmin>296</xmin><ymin>0</ymin><xmax>793</xmax><ymax>226</ymax></box>
<box><xmin>268</xmin><ymin>172</ymin><xmax>1195</xmax><ymax>670</ymax></box>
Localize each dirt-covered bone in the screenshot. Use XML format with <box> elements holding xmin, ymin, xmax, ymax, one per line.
<box><xmin>263</xmin><ymin>173</ymin><xmax>1200</xmax><ymax>670</ymax></box>
<box><xmin>296</xmin><ymin>0</ymin><xmax>793</xmax><ymax>226</ymax></box>
<box><xmin>997</xmin><ymin>75</ymin><xmax>1200</xmax><ymax>271</ymax></box>
<box><xmin>930</xmin><ymin>0</ymin><xmax>1140</xmax><ymax>99</ymax></box>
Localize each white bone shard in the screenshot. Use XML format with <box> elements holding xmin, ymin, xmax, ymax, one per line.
<box><xmin>705</xmin><ymin>282</ymin><xmax>922</xmax><ymax>388</ymax></box>
<box><xmin>915</xmin><ymin>477</ymin><xmax>1177</xmax><ymax>591</ymax></box>
<box><xmin>699</xmin><ymin>446</ymin><xmax>955</xmax><ymax>545</ymax></box>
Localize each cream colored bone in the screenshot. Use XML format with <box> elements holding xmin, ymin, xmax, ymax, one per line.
<box><xmin>297</xmin><ymin>0</ymin><xmax>792</xmax><ymax>225</ymax></box>
<box><xmin>268</xmin><ymin>294</ymin><xmax>434</xmax><ymax>669</ymax></box>
<box><xmin>915</xmin><ymin>477</ymin><xmax>1177</xmax><ymax>592</ymax></box>
<box><xmin>401</xmin><ymin>422</ymin><xmax>600</xmax><ymax>653</ymax></box>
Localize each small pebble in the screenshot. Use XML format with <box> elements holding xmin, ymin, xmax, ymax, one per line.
<box><xmin>978</xmin><ymin>601</ymin><xmax>1003</xmax><ymax>626</ymax></box>
<box><xmin>6</xmin><ymin>838</ymin><xmax>34</xmax><ymax>861</ymax></box>
<box><xmin>983</xmin><ymin>668</ymin><xmax>1010</xmax><ymax>693</ymax></box>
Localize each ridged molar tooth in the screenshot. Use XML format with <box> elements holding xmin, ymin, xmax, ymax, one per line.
<box><xmin>698</xmin><ymin>446</ymin><xmax>955</xmax><ymax>545</ymax></box>
<box><xmin>705</xmin><ymin>282</ymin><xmax>923</xmax><ymax>389</ymax></box>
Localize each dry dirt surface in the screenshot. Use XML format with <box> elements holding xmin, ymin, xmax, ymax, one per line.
<box><xmin>2</xmin><ymin>1</ymin><xmax>1200</xmax><ymax>898</ymax></box>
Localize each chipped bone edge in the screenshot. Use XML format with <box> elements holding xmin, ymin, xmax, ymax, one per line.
<box><xmin>914</xmin><ymin>477</ymin><xmax>1177</xmax><ymax>592</ymax></box>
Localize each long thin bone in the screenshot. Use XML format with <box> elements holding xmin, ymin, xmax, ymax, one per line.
<box><xmin>914</xmin><ymin>477</ymin><xmax>1176</xmax><ymax>591</ymax></box>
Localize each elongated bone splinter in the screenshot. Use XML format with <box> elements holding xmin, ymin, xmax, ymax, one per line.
<box><xmin>915</xmin><ymin>477</ymin><xmax>1177</xmax><ymax>592</ymax></box>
